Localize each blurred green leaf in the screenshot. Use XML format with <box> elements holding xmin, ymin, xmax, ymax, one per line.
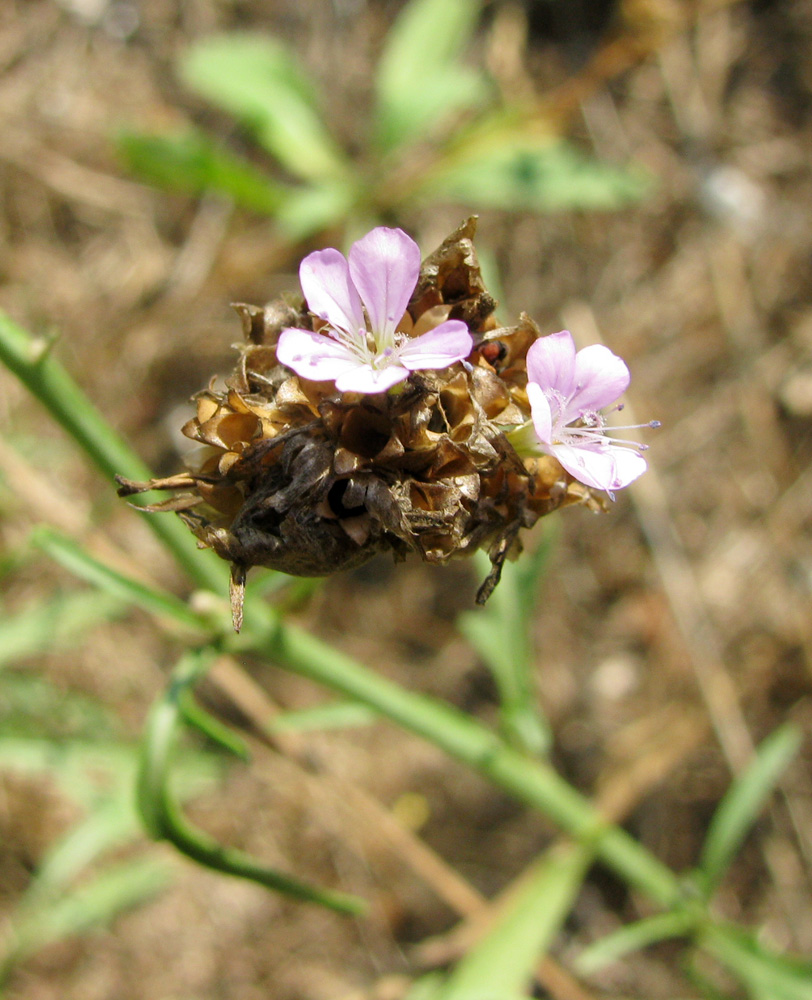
<box><xmin>701</xmin><ymin>924</ymin><xmax>812</xmax><ymax>1000</ymax></box>
<box><xmin>137</xmin><ymin>650</ymin><xmax>366</xmax><ymax>915</ymax></box>
<box><xmin>274</xmin><ymin>178</ymin><xmax>360</xmax><ymax>239</ymax></box>
<box><xmin>116</xmin><ymin>129</ymin><xmax>289</xmax><ymax>214</ymax></box>
<box><xmin>458</xmin><ymin>534</ymin><xmax>556</xmax><ymax>755</ymax></box>
<box><xmin>412</xmin><ymin>841</ymin><xmax>591</xmax><ymax>1000</ymax></box>
<box><xmin>27</xmin><ymin>804</ymin><xmax>144</xmax><ymax>901</ymax></box>
<box><xmin>32</xmin><ymin>526</ymin><xmax>215</xmax><ymax>637</ymax></box>
<box><xmin>576</xmin><ymin>911</ymin><xmax>697</xmax><ymax>975</ymax></box>
<box><xmin>180</xmin><ymin>34</ymin><xmax>348</xmax><ymax>183</ymax></box>
<box><xmin>266</xmin><ymin>700</ymin><xmax>378</xmax><ymax>734</ymax></box>
<box><xmin>374</xmin><ymin>0</ymin><xmax>489</xmax><ymax>151</ymax></box>
<box><xmin>0</xmin><ymin>309</ymin><xmax>227</xmax><ymax>592</ymax></box>
<box><xmin>0</xmin><ymin>736</ymin><xmax>218</xmax><ymax>813</ymax></box>
<box><xmin>422</xmin><ymin>139</ymin><xmax>651</xmax><ymax>212</ymax></box>
<box><xmin>698</xmin><ymin>723</ymin><xmax>802</xmax><ymax>893</ymax></box>
<box><xmin>0</xmin><ymin>673</ymin><xmax>117</xmax><ymax>740</ymax></box>
<box><xmin>0</xmin><ymin>589</ymin><xmax>125</xmax><ymax>669</ymax></box>
<box><xmin>1</xmin><ymin>857</ymin><xmax>171</xmax><ymax>981</ymax></box>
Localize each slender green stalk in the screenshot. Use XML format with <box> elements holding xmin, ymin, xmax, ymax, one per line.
<box><xmin>257</xmin><ymin>623</ymin><xmax>683</xmax><ymax>909</ymax></box>
<box><xmin>0</xmin><ymin>309</ymin><xmax>225</xmax><ymax>593</ymax></box>
<box><xmin>138</xmin><ymin>649</ymin><xmax>366</xmax><ymax>915</ymax></box>
<box><xmin>0</xmin><ymin>309</ymin><xmax>683</xmax><ymax>911</ymax></box>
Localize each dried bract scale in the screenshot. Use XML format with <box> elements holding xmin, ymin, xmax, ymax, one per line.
<box><xmin>118</xmin><ymin>219</ymin><xmax>649</xmax><ymax>630</ymax></box>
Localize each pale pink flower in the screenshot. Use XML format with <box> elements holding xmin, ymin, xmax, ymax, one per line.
<box><xmin>522</xmin><ymin>330</ymin><xmax>655</xmax><ymax>496</ymax></box>
<box><xmin>276</xmin><ymin>227</ymin><xmax>473</xmax><ymax>393</ymax></box>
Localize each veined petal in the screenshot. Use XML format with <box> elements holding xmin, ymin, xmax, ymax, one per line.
<box><xmin>299</xmin><ymin>248</ymin><xmax>365</xmax><ymax>337</ymax></box>
<box><xmin>607</xmin><ymin>447</ymin><xmax>647</xmax><ymax>489</ymax></box>
<box><xmin>277</xmin><ymin>327</ymin><xmax>362</xmax><ymax>382</ymax></box>
<box><xmin>398</xmin><ymin>320</ymin><xmax>473</xmax><ymax>370</ymax></box>
<box><xmin>335</xmin><ymin>363</ymin><xmax>409</xmax><ymax>394</ymax></box>
<box><xmin>349</xmin><ymin>227</ymin><xmax>420</xmax><ymax>343</ymax></box>
<box><xmin>550</xmin><ymin>442</ymin><xmax>619</xmax><ymax>492</ymax></box>
<box><xmin>552</xmin><ymin>442</ymin><xmax>646</xmax><ymax>492</ymax></box>
<box><xmin>567</xmin><ymin>343</ymin><xmax>630</xmax><ymax>418</ymax></box>
<box><xmin>526</xmin><ymin>331</ymin><xmax>577</xmax><ymax>398</ymax></box>
<box><xmin>526</xmin><ymin>381</ymin><xmax>553</xmax><ymax>445</ymax></box>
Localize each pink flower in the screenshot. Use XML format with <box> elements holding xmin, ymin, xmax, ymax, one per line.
<box><xmin>524</xmin><ymin>330</ymin><xmax>655</xmax><ymax>496</ymax></box>
<box><xmin>276</xmin><ymin>227</ymin><xmax>473</xmax><ymax>393</ymax></box>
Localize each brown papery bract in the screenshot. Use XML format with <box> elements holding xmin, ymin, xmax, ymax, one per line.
<box><xmin>117</xmin><ymin>219</ymin><xmax>604</xmax><ymax>629</ymax></box>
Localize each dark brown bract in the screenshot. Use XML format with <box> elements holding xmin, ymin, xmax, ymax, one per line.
<box><xmin>117</xmin><ymin>219</ymin><xmax>603</xmax><ymax>629</ymax></box>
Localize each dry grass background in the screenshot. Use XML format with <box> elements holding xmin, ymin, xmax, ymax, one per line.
<box><xmin>1</xmin><ymin>0</ymin><xmax>811</xmax><ymax>997</ymax></box>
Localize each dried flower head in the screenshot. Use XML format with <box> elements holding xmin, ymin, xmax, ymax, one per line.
<box><xmin>117</xmin><ymin>219</ymin><xmax>651</xmax><ymax>629</ymax></box>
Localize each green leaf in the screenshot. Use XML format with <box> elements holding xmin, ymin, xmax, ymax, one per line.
<box><xmin>1</xmin><ymin>857</ymin><xmax>171</xmax><ymax>979</ymax></box>
<box><xmin>576</xmin><ymin>911</ymin><xmax>697</xmax><ymax>975</ymax></box>
<box><xmin>180</xmin><ymin>34</ymin><xmax>348</xmax><ymax>183</ymax></box>
<box><xmin>0</xmin><ymin>309</ymin><xmax>227</xmax><ymax>592</ymax></box>
<box><xmin>424</xmin><ymin>841</ymin><xmax>592</xmax><ymax>1000</ymax></box>
<box><xmin>116</xmin><ymin>129</ymin><xmax>289</xmax><ymax>214</ymax></box>
<box><xmin>274</xmin><ymin>179</ymin><xmax>360</xmax><ymax>239</ymax></box>
<box><xmin>32</xmin><ymin>526</ymin><xmax>216</xmax><ymax>637</ymax></box>
<box><xmin>458</xmin><ymin>535</ymin><xmax>556</xmax><ymax>755</ymax></box>
<box><xmin>0</xmin><ymin>672</ymin><xmax>117</xmax><ymax>740</ymax></box>
<box><xmin>266</xmin><ymin>700</ymin><xmax>378</xmax><ymax>734</ymax></box>
<box><xmin>25</xmin><ymin>804</ymin><xmax>144</xmax><ymax>906</ymax></box>
<box><xmin>0</xmin><ymin>589</ymin><xmax>125</xmax><ymax>669</ymax></box>
<box><xmin>138</xmin><ymin>651</ymin><xmax>367</xmax><ymax>916</ymax></box>
<box><xmin>422</xmin><ymin>139</ymin><xmax>652</xmax><ymax>212</ymax></box>
<box><xmin>0</xmin><ymin>736</ymin><xmax>218</xmax><ymax>813</ymax></box>
<box><xmin>698</xmin><ymin>724</ymin><xmax>802</xmax><ymax>893</ymax></box>
<box><xmin>374</xmin><ymin>0</ymin><xmax>489</xmax><ymax>151</ymax></box>
<box><xmin>701</xmin><ymin>924</ymin><xmax>812</xmax><ymax>1000</ymax></box>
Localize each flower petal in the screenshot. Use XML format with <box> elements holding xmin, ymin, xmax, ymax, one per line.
<box><xmin>526</xmin><ymin>331</ymin><xmax>577</xmax><ymax>398</ymax></box>
<box><xmin>607</xmin><ymin>447</ymin><xmax>648</xmax><ymax>489</ymax></box>
<box><xmin>348</xmin><ymin>227</ymin><xmax>420</xmax><ymax>343</ymax></box>
<box><xmin>567</xmin><ymin>344</ymin><xmax>630</xmax><ymax>418</ymax></box>
<box><xmin>335</xmin><ymin>364</ymin><xmax>409</xmax><ymax>394</ymax></box>
<box><xmin>276</xmin><ymin>327</ymin><xmax>361</xmax><ymax>382</ymax></box>
<box><xmin>552</xmin><ymin>442</ymin><xmax>646</xmax><ymax>492</ymax></box>
<box><xmin>299</xmin><ymin>248</ymin><xmax>365</xmax><ymax>337</ymax></box>
<box><xmin>526</xmin><ymin>381</ymin><xmax>553</xmax><ymax>445</ymax></box>
<box><xmin>398</xmin><ymin>320</ymin><xmax>473</xmax><ymax>370</ymax></box>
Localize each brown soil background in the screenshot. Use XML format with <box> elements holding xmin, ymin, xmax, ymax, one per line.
<box><xmin>1</xmin><ymin>1</ymin><xmax>811</xmax><ymax>998</ymax></box>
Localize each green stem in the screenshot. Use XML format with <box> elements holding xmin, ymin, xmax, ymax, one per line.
<box><xmin>252</xmin><ymin>621</ymin><xmax>682</xmax><ymax>910</ymax></box>
<box><xmin>138</xmin><ymin>649</ymin><xmax>366</xmax><ymax>916</ymax></box>
<box><xmin>1</xmin><ymin>309</ymin><xmax>683</xmax><ymax>914</ymax></box>
<box><xmin>0</xmin><ymin>309</ymin><xmax>225</xmax><ymax>593</ymax></box>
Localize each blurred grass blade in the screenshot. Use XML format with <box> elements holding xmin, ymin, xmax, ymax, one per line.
<box><xmin>421</xmin><ymin>841</ymin><xmax>592</xmax><ymax>1000</ymax></box>
<box><xmin>701</xmin><ymin>924</ymin><xmax>812</xmax><ymax>1000</ymax></box>
<box><xmin>0</xmin><ymin>308</ymin><xmax>226</xmax><ymax>592</ymax></box>
<box><xmin>458</xmin><ymin>536</ymin><xmax>556</xmax><ymax>755</ymax></box>
<box><xmin>0</xmin><ymin>589</ymin><xmax>125</xmax><ymax>669</ymax></box>
<box><xmin>698</xmin><ymin>723</ymin><xmax>802</xmax><ymax>893</ymax></box>
<box><xmin>274</xmin><ymin>178</ymin><xmax>360</xmax><ymax>240</ymax></box>
<box><xmin>255</xmin><ymin>621</ymin><xmax>683</xmax><ymax>910</ymax></box>
<box><xmin>138</xmin><ymin>650</ymin><xmax>366</xmax><ymax>916</ymax></box>
<box><xmin>576</xmin><ymin>911</ymin><xmax>697</xmax><ymax>975</ymax></box>
<box><xmin>116</xmin><ymin>129</ymin><xmax>290</xmax><ymax>214</ymax></box>
<box><xmin>32</xmin><ymin>526</ymin><xmax>213</xmax><ymax>636</ymax></box>
<box><xmin>374</xmin><ymin>0</ymin><xmax>489</xmax><ymax>151</ymax></box>
<box><xmin>180</xmin><ymin>34</ymin><xmax>348</xmax><ymax>183</ymax></box>
<box><xmin>25</xmin><ymin>804</ymin><xmax>141</xmax><ymax>902</ymax></box>
<box><xmin>179</xmin><ymin>687</ymin><xmax>250</xmax><ymax>761</ymax></box>
<box><xmin>266</xmin><ymin>700</ymin><xmax>378</xmax><ymax>734</ymax></box>
<box><xmin>0</xmin><ymin>857</ymin><xmax>171</xmax><ymax>982</ymax></box>
<box><xmin>422</xmin><ymin>139</ymin><xmax>651</xmax><ymax>212</ymax></box>
<box><xmin>0</xmin><ymin>673</ymin><xmax>116</xmax><ymax>741</ymax></box>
